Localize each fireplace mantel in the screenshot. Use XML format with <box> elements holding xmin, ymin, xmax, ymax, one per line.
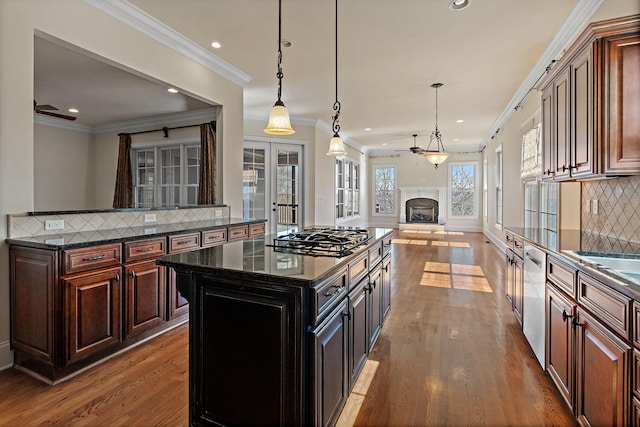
<box><xmin>399</xmin><ymin>187</ymin><xmax>447</xmax><ymax>225</ymax></box>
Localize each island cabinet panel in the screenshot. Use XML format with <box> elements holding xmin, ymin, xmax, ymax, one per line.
<box><xmin>576</xmin><ymin>308</ymin><xmax>631</xmax><ymax>427</ymax></box>
<box><xmin>123</xmin><ymin>260</ymin><xmax>165</xmax><ymax>339</ymax></box>
<box><xmin>348</xmin><ymin>251</ymin><xmax>369</xmax><ymax>287</ymax></box>
<box><xmin>192</xmin><ymin>277</ymin><xmax>303</xmax><ymax>427</ymax></box>
<box><xmin>367</xmin><ymin>264</ymin><xmax>383</xmax><ymax>352</ymax></box>
<box><xmin>348</xmin><ymin>278</ymin><xmax>368</xmax><ymax>391</ymax></box>
<box><xmin>312</xmin><ymin>300</ymin><xmax>349</xmax><ymax>427</ymax></box>
<box><xmin>382</xmin><ymin>254</ymin><xmax>392</xmax><ymax>323</ymax></box>
<box><xmin>546</xmin><ymin>283</ymin><xmax>576</xmax><ymax>411</ymax></box>
<box><xmin>64</xmin><ymin>267</ymin><xmax>121</xmax><ymax>363</ymax></box>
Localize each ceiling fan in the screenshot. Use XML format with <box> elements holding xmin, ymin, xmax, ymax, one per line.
<box><xmin>396</xmin><ymin>134</ymin><xmax>429</xmax><ymax>155</ymax></box>
<box><xmin>33</xmin><ymin>100</ymin><xmax>77</xmax><ymax>121</ymax></box>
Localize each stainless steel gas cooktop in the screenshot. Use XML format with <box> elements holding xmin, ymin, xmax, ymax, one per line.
<box><xmin>269</xmin><ymin>227</ymin><xmax>370</xmax><ymax>257</ymax></box>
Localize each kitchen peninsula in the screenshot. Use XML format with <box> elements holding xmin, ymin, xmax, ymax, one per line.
<box><xmin>157</xmin><ymin>227</ymin><xmax>393</xmax><ymax>427</ymax></box>
<box><xmin>7</xmin><ymin>206</ymin><xmax>266</xmax><ymax>384</ymax></box>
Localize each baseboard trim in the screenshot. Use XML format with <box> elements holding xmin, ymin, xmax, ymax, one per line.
<box><xmin>0</xmin><ymin>341</ymin><xmax>13</xmax><ymax>371</ymax></box>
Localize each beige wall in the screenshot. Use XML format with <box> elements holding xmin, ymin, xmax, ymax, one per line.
<box><xmin>34</xmin><ymin>123</ymin><xmax>96</xmax><ymax>211</ymax></box>
<box><xmin>0</xmin><ymin>0</ymin><xmax>244</xmax><ymax>368</ymax></box>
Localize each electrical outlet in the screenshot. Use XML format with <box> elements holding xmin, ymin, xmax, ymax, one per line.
<box><xmin>144</xmin><ymin>227</ymin><xmax>157</xmax><ymax>235</ymax></box>
<box><xmin>214</xmin><ymin>210</ymin><xmax>223</xmax><ymax>219</ymax></box>
<box><xmin>593</xmin><ymin>199</ymin><xmax>599</xmax><ymax>215</ymax></box>
<box><xmin>44</xmin><ymin>219</ymin><xmax>64</xmax><ymax>231</ymax></box>
<box><xmin>144</xmin><ymin>213</ymin><xmax>157</xmax><ymax>223</ymax></box>
<box><xmin>585</xmin><ymin>199</ymin><xmax>590</xmax><ymax>214</ymax></box>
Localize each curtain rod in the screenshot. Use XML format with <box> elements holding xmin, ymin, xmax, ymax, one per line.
<box><xmin>118</xmin><ymin>120</ymin><xmax>216</xmax><ymax>138</ymax></box>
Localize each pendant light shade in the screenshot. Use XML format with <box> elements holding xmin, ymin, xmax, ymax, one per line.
<box><xmin>422</xmin><ymin>83</ymin><xmax>450</xmax><ymax>169</ymax></box>
<box><xmin>326</xmin><ymin>0</ymin><xmax>346</xmax><ymax>156</ymax></box>
<box><xmin>264</xmin><ymin>0</ymin><xmax>295</xmax><ymax>136</ymax></box>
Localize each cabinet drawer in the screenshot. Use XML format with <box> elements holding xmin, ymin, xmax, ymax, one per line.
<box><xmin>168</xmin><ymin>233</ymin><xmax>200</xmax><ymax>254</ymax></box>
<box><xmin>202</xmin><ymin>229</ymin><xmax>227</xmax><ymax>248</ymax></box>
<box><xmin>382</xmin><ymin>234</ymin><xmax>392</xmax><ymax>256</ymax></box>
<box><xmin>505</xmin><ymin>232</ymin><xmax>515</xmax><ymax>249</ymax></box>
<box><xmin>124</xmin><ymin>237</ymin><xmax>166</xmax><ymax>262</ymax></box>
<box><xmin>349</xmin><ymin>251</ymin><xmax>369</xmax><ymax>287</ymax></box>
<box><xmin>369</xmin><ymin>242</ymin><xmax>383</xmax><ymax>268</ymax></box>
<box><xmin>311</xmin><ymin>267</ymin><xmax>347</xmax><ymax>326</ymax></box>
<box><xmin>512</xmin><ymin>237</ymin><xmax>524</xmax><ymax>259</ymax></box>
<box><xmin>228</xmin><ymin>225</ymin><xmax>249</xmax><ymax>242</ymax></box>
<box><xmin>577</xmin><ymin>271</ymin><xmax>631</xmax><ymax>340</ymax></box>
<box><xmin>547</xmin><ymin>256</ymin><xmax>577</xmax><ymax>298</ymax></box>
<box><xmin>634</xmin><ymin>302</ymin><xmax>640</xmax><ymax>350</ymax></box>
<box><xmin>62</xmin><ymin>243</ymin><xmax>121</xmax><ymax>275</ymax></box>
<box><xmin>249</xmin><ymin>222</ymin><xmax>266</xmax><ymax>237</ymax></box>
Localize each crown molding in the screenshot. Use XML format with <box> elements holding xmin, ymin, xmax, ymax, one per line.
<box><xmin>92</xmin><ymin>107</ymin><xmax>218</xmax><ymax>133</ymax></box>
<box><xmin>34</xmin><ymin>114</ymin><xmax>93</xmax><ymax>133</ymax></box>
<box><xmin>481</xmin><ymin>0</ymin><xmax>604</xmax><ymax>149</ymax></box>
<box><xmin>84</xmin><ymin>0</ymin><xmax>252</xmax><ymax>87</ymax></box>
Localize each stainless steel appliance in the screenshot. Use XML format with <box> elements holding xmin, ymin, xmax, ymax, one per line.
<box><xmin>270</xmin><ymin>227</ymin><xmax>370</xmax><ymax>257</ymax></box>
<box><xmin>523</xmin><ymin>243</ymin><xmax>547</xmax><ymax>369</ymax></box>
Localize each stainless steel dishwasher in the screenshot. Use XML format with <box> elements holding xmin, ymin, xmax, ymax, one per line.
<box><xmin>523</xmin><ymin>243</ymin><xmax>546</xmax><ymax>369</ymax></box>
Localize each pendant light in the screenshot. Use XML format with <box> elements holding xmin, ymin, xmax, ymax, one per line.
<box><xmin>422</xmin><ymin>83</ymin><xmax>450</xmax><ymax>169</ymax></box>
<box><xmin>264</xmin><ymin>0</ymin><xmax>295</xmax><ymax>135</ymax></box>
<box><xmin>326</xmin><ymin>0</ymin><xmax>347</xmax><ymax>156</ymax></box>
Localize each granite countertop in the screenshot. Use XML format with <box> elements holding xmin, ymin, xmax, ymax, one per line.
<box><xmin>506</xmin><ymin>226</ymin><xmax>640</xmax><ymax>299</ymax></box>
<box><xmin>6</xmin><ymin>218</ymin><xmax>265</xmax><ymax>250</ymax></box>
<box><xmin>157</xmin><ymin>227</ymin><xmax>393</xmax><ymax>288</ymax></box>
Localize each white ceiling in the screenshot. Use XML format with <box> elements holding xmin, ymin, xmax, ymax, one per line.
<box><xmin>35</xmin><ymin>0</ymin><xmax>590</xmax><ymax>152</ymax></box>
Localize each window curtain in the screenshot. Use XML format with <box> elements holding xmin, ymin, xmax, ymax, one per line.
<box><xmin>198</xmin><ymin>123</ymin><xmax>217</xmax><ymax>205</ymax></box>
<box><xmin>112</xmin><ymin>133</ymin><xmax>133</xmax><ymax>208</ymax></box>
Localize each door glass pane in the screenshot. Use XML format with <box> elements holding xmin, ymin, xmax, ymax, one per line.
<box><xmin>276</xmin><ymin>149</ymin><xmax>299</xmax><ymax>235</ymax></box>
<box><xmin>243</xmin><ymin>148</ymin><xmax>267</xmax><ymax>220</ymax></box>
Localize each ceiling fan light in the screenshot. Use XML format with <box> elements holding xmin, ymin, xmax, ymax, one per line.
<box><xmin>423</xmin><ymin>151</ymin><xmax>450</xmax><ymax>167</ymax></box>
<box><xmin>264</xmin><ymin>101</ymin><xmax>295</xmax><ymax>135</ymax></box>
<box><xmin>449</xmin><ymin>0</ymin><xmax>470</xmax><ymax>10</ymax></box>
<box><xmin>327</xmin><ymin>133</ymin><xmax>347</xmax><ymax>156</ymax></box>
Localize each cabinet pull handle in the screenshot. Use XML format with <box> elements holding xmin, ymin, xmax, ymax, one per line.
<box><xmin>136</xmin><ymin>247</ymin><xmax>155</xmax><ymax>253</ymax></box>
<box><xmin>82</xmin><ymin>254</ymin><xmax>106</xmax><ymax>262</ymax></box>
<box><xmin>115</xmin><ymin>273</ymin><xmax>120</xmax><ymax>282</ymax></box>
<box><xmin>176</xmin><ymin>240</ymin><xmax>191</xmax><ymax>245</ymax></box>
<box><xmin>343</xmin><ymin>308</ymin><xmax>352</xmax><ymax>321</ymax></box>
<box><xmin>545</xmin><ymin>169</ymin><xmax>552</xmax><ymax>175</ymax></box>
<box><xmin>323</xmin><ymin>285</ymin><xmax>344</xmax><ymax>297</ymax></box>
<box><xmin>572</xmin><ymin>318</ymin><xmax>583</xmax><ymax>329</ymax></box>
<box><xmin>129</xmin><ymin>271</ymin><xmax>135</xmax><ymax>278</ymax></box>
<box><xmin>384</xmin><ymin>264</ymin><xmax>389</xmax><ymax>273</ymax></box>
<box><xmin>562</xmin><ymin>309</ymin><xmax>573</xmax><ymax>322</ymax></box>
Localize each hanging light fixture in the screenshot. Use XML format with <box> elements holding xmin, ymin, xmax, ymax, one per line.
<box><xmin>264</xmin><ymin>0</ymin><xmax>295</xmax><ymax>135</ymax></box>
<box><xmin>326</xmin><ymin>0</ymin><xmax>347</xmax><ymax>156</ymax></box>
<box><xmin>422</xmin><ymin>83</ymin><xmax>450</xmax><ymax>169</ymax></box>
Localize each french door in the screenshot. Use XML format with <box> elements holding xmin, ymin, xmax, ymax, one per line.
<box><xmin>243</xmin><ymin>142</ymin><xmax>303</xmax><ymax>236</ymax></box>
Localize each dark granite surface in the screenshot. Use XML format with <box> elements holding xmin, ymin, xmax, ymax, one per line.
<box><xmin>506</xmin><ymin>226</ymin><xmax>640</xmax><ymax>299</ymax></box>
<box><xmin>157</xmin><ymin>227</ymin><xmax>393</xmax><ymax>288</ymax></box>
<box><xmin>6</xmin><ymin>218</ymin><xmax>264</xmax><ymax>250</ymax></box>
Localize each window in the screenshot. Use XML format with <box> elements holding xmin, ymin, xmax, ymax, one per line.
<box><xmin>336</xmin><ymin>158</ymin><xmax>360</xmax><ymax>220</ymax></box>
<box><xmin>373</xmin><ymin>165</ymin><xmax>396</xmax><ymax>215</ymax></box>
<box><xmin>495</xmin><ymin>146</ymin><xmax>503</xmax><ymax>229</ymax></box>
<box><xmin>448</xmin><ymin>161</ymin><xmax>479</xmax><ymax>218</ymax></box>
<box><xmin>133</xmin><ymin>143</ymin><xmax>200</xmax><ymax>208</ymax></box>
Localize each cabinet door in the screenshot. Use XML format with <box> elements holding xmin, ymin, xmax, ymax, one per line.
<box><xmin>571</xmin><ymin>47</ymin><xmax>596</xmax><ymax>178</ymax></box>
<box><xmin>554</xmin><ymin>68</ymin><xmax>571</xmax><ymax>180</ymax></box>
<box><xmin>576</xmin><ymin>308</ymin><xmax>631</xmax><ymax>427</ymax></box>
<box><xmin>168</xmin><ymin>268</ymin><xmax>189</xmax><ymax>319</ymax></box>
<box><xmin>382</xmin><ymin>255</ymin><xmax>391</xmax><ymax>323</ymax></box>
<box><xmin>541</xmin><ymin>85</ymin><xmax>555</xmax><ymax>180</ymax></box>
<box><xmin>512</xmin><ymin>255</ymin><xmax>524</xmax><ymax>327</ymax></box>
<box><xmin>349</xmin><ymin>279</ymin><xmax>368</xmax><ymax>390</ymax></box>
<box><xmin>313</xmin><ymin>300</ymin><xmax>349</xmax><ymax>427</ymax></box>
<box><xmin>546</xmin><ymin>284</ymin><xmax>576</xmax><ymax>411</ymax></box>
<box><xmin>65</xmin><ymin>267</ymin><xmax>121</xmax><ymax>363</ymax></box>
<box><xmin>368</xmin><ymin>266</ymin><xmax>383</xmax><ymax>352</ymax></box>
<box><xmin>603</xmin><ymin>34</ymin><xmax>640</xmax><ymax>174</ymax></box>
<box><xmin>124</xmin><ymin>260</ymin><xmax>165</xmax><ymax>339</ymax></box>
<box><xmin>505</xmin><ymin>250</ymin><xmax>515</xmax><ymax>307</ymax></box>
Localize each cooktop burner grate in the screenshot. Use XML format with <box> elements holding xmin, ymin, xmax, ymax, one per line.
<box><xmin>270</xmin><ymin>227</ymin><xmax>369</xmax><ymax>257</ymax></box>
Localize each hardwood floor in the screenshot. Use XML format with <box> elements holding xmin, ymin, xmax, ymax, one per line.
<box><xmin>0</xmin><ymin>230</ymin><xmax>576</xmax><ymax>426</ymax></box>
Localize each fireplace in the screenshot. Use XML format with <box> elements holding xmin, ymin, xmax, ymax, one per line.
<box><xmin>406</xmin><ymin>198</ymin><xmax>439</xmax><ymax>223</ymax></box>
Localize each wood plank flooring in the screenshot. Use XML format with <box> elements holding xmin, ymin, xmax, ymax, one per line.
<box><xmin>0</xmin><ymin>230</ymin><xmax>576</xmax><ymax>426</ymax></box>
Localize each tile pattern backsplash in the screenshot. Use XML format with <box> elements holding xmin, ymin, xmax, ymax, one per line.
<box><xmin>8</xmin><ymin>206</ymin><xmax>230</xmax><ymax>238</ymax></box>
<box><xmin>582</xmin><ymin>176</ymin><xmax>640</xmax><ymax>244</ymax></box>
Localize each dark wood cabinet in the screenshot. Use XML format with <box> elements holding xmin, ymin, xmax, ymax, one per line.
<box><xmin>546</xmin><ymin>283</ymin><xmax>576</xmax><ymax>411</ymax></box>
<box><xmin>540</xmin><ymin>14</ymin><xmax>640</xmax><ymax>181</ymax></box>
<box><xmin>124</xmin><ymin>260</ymin><xmax>165</xmax><ymax>339</ymax></box>
<box><xmin>348</xmin><ymin>277</ymin><xmax>368</xmax><ymax>391</ymax></box>
<box><xmin>576</xmin><ymin>308</ymin><xmax>631</xmax><ymax>427</ymax></box>
<box><xmin>313</xmin><ymin>300</ymin><xmax>349</xmax><ymax>427</ymax></box>
<box><xmin>167</xmin><ymin>232</ymin><xmax>200</xmax><ymax>319</ymax></box>
<box><xmin>367</xmin><ymin>264</ymin><xmax>383</xmax><ymax>351</ymax></box>
<box><xmin>64</xmin><ymin>267</ymin><xmax>121</xmax><ymax>363</ymax></box>
<box><xmin>382</xmin><ymin>254</ymin><xmax>391</xmax><ymax>323</ymax></box>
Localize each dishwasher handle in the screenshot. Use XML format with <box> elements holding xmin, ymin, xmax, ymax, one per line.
<box><xmin>525</xmin><ymin>252</ymin><xmax>542</xmax><ymax>268</ymax></box>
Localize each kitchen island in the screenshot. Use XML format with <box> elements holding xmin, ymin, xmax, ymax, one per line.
<box><xmin>157</xmin><ymin>227</ymin><xmax>393</xmax><ymax>427</ymax></box>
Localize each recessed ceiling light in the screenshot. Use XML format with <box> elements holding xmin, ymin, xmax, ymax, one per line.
<box><xmin>453</xmin><ymin>138</ymin><xmax>460</xmax><ymax>141</ymax></box>
<box><xmin>167</xmin><ymin>88</ymin><xmax>179</xmax><ymax>93</ymax></box>
<box><xmin>364</xmin><ymin>128</ymin><xmax>372</xmax><ymax>131</ymax></box>
<box><xmin>211</xmin><ymin>41</ymin><xmax>221</xmax><ymax>49</ymax></box>
<box><xmin>456</xmin><ymin>119</ymin><xmax>464</xmax><ymax>123</ymax></box>
<box><xmin>449</xmin><ymin>0</ymin><xmax>470</xmax><ymax>10</ymax></box>
<box><xmin>382</xmin><ymin>143</ymin><xmax>388</xmax><ymax>146</ymax></box>
<box><xmin>68</xmin><ymin>108</ymin><xmax>79</xmax><ymax>113</ymax></box>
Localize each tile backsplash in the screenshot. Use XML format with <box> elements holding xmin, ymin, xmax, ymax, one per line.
<box><xmin>582</xmin><ymin>176</ymin><xmax>640</xmax><ymax>244</ymax></box>
<box><xmin>8</xmin><ymin>206</ymin><xmax>230</xmax><ymax>238</ymax></box>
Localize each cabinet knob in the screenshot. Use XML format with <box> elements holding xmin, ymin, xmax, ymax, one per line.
<box><xmin>561</xmin><ymin>309</ymin><xmax>573</xmax><ymax>322</ymax></box>
<box><xmin>572</xmin><ymin>317</ymin><xmax>583</xmax><ymax>329</ymax></box>
<box><xmin>129</xmin><ymin>271</ymin><xmax>135</xmax><ymax>278</ymax></box>
<box><xmin>562</xmin><ymin>165</ymin><xmax>568</xmax><ymax>172</ymax></box>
